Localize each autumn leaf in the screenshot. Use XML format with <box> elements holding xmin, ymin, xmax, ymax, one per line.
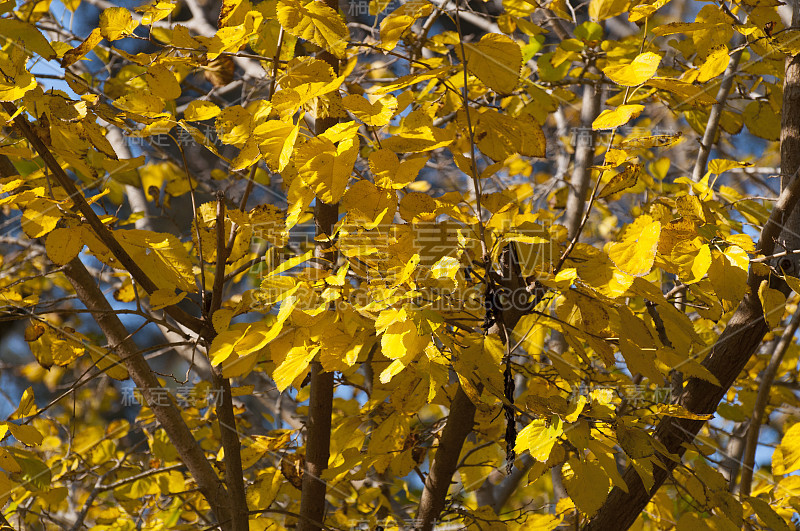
<box><xmin>100</xmin><ymin>7</ymin><xmax>139</xmax><ymax>40</ymax></box>
<box><xmin>607</xmin><ymin>216</ymin><xmax>661</xmax><ymax>277</ymax></box>
<box><xmin>603</xmin><ymin>52</ymin><xmax>661</xmax><ymax>86</ymax></box>
<box><xmin>463</xmin><ymin>34</ymin><xmax>523</xmax><ymax>95</ymax></box>
<box><xmin>277</xmin><ymin>0</ymin><xmax>349</xmax><ymax>58</ymax></box>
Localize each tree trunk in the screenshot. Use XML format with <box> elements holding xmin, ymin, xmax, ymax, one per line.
<box><xmin>584</xmin><ymin>26</ymin><xmax>800</xmax><ymax>525</ymax></box>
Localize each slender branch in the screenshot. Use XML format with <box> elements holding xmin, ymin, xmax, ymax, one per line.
<box><xmin>1</xmin><ymin>102</ymin><xmax>208</xmax><ymax>337</ymax></box>
<box><xmin>691</xmin><ymin>34</ymin><xmax>745</xmax><ymax>182</ymax></box>
<box><xmin>209</xmin><ymin>192</ymin><xmax>229</xmax><ymax>317</ymax></box>
<box><xmin>740</xmin><ymin>301</ymin><xmax>800</xmax><ymax>495</ymax></box>
<box><xmin>60</xmin><ymin>258</ymin><xmax>231</xmax><ymax>527</ymax></box>
<box><xmin>565</xmin><ymin>61</ymin><xmax>603</xmax><ymax>239</ymax></box>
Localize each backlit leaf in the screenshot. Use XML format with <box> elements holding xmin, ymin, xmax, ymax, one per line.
<box><xmin>380</xmin><ymin>1</ymin><xmax>433</xmax><ymax>51</ymax></box>
<box><xmin>45</xmin><ymin>227</ymin><xmax>84</xmax><ymax>265</ymax></box>
<box><xmin>515</xmin><ymin>416</ymin><xmax>562</xmax><ymax>462</ymax></box>
<box><xmin>563</xmin><ymin>458</ymin><xmax>610</xmax><ymax>517</ymax></box>
<box><xmin>608</xmin><ymin>216</ymin><xmax>661</xmax><ymax>277</ymax></box>
<box><xmin>277</xmin><ymin>0</ymin><xmax>349</xmax><ymax>58</ymax></box>
<box><xmin>100</xmin><ymin>7</ymin><xmax>139</xmax><ymax>41</ymax></box>
<box><xmin>463</xmin><ymin>33</ymin><xmax>522</xmax><ymax>95</ymax></box>
<box><xmin>774</xmin><ymin>422</ymin><xmax>800</xmax><ymax>475</ymax></box>
<box><xmin>592</xmin><ymin>105</ymin><xmax>644</xmax><ymax>130</ymax></box>
<box><xmin>603</xmin><ymin>52</ymin><xmax>661</xmax><ymax>86</ymax></box>
<box><xmin>341</xmin><ymin>94</ymin><xmax>397</xmax><ymax>126</ymax></box>
<box><xmin>697</xmin><ymin>45</ymin><xmax>730</xmax><ymax>82</ymax></box>
<box><xmin>758</xmin><ymin>280</ymin><xmax>785</xmax><ymax>329</ymax></box>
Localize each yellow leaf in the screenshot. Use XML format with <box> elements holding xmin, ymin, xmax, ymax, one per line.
<box><xmin>592</xmin><ymin>104</ymin><xmax>644</xmax><ymax>130</ymax></box>
<box><xmin>697</xmin><ymin>45</ymin><xmax>730</xmax><ymax>82</ymax></box>
<box><xmin>100</xmin><ymin>7</ymin><xmax>139</xmax><ymax>40</ymax></box>
<box><xmin>619</xmin><ymin>338</ymin><xmax>663</xmax><ymax>382</ymax></box>
<box><xmin>45</xmin><ymin>226</ymin><xmax>84</xmax><ymax>265</ymax></box>
<box><xmin>296</xmin><ymin>135</ymin><xmax>358</xmax><ymax>203</ymax></box>
<box><xmin>373</xmin><ymin>66</ymin><xmax>452</xmax><ymax>94</ymax></box>
<box><xmin>607</xmin><ymin>216</ymin><xmax>661</xmax><ymax>277</ymax></box>
<box><xmin>139</xmin><ymin>0</ymin><xmax>178</xmax><ymax>25</ymax></box>
<box><xmin>379</xmin><ymin>358</ymin><xmax>407</xmax><ymax>384</ymax></box>
<box><xmin>215</xmin><ymin>105</ymin><xmax>253</xmax><ymax>146</ymax></box>
<box><xmin>597</xmin><ymin>163</ymin><xmax>641</xmax><ymax>198</ymax></box>
<box><xmin>463</xmin><ymin>33</ymin><xmax>522</xmax><ymax>95</ymax></box>
<box><xmin>207</xmin><ymin>11</ymin><xmax>262</xmax><ymax>59</ymax></box>
<box><xmin>0</xmin><ymin>47</ymin><xmax>36</xmax><ymax>100</ymax></box>
<box><xmin>431</xmin><ymin>256</ymin><xmax>460</xmax><ymax>279</ymax></box>
<box><xmin>209</xmin><ymin>324</ymin><xmax>247</xmax><ymax>365</ymax></box>
<box><xmin>708</xmin><ymin>158</ymin><xmax>753</xmax><ymax>175</ymax></box>
<box><xmin>744</xmin><ymin>101</ymin><xmax>780</xmax><ymax>141</ymax></box>
<box><xmin>3</xmin><ymin>422</ymin><xmax>43</xmax><ymax>446</ymax></box>
<box><xmin>646</xmin><ymin>77</ymin><xmax>717</xmax><ymax>105</ymax></box>
<box><xmin>784</xmin><ymin>274</ymin><xmax>800</xmax><ymax>295</ymax></box>
<box><xmin>149</xmin><ymin>289</ymin><xmax>186</xmax><ymax>310</ymax></box>
<box><xmin>589</xmin><ymin>0</ymin><xmax>629</xmax><ymax>20</ymax></box>
<box><xmin>88</xmin><ymin>345</ymin><xmax>129</xmax><ymax>380</ymax></box>
<box><xmin>277</xmin><ymin>0</ymin><xmax>349</xmax><ymax>58</ymax></box>
<box><xmin>62</xmin><ymin>28</ymin><xmax>104</xmax><ymax>67</ymax></box>
<box><xmin>381</xmin><ymin>318</ymin><xmax>429</xmax><ymax>361</ymax></box>
<box><xmin>0</xmin><ymin>19</ymin><xmax>56</xmax><ymax>59</ymax></box>
<box><xmin>690</xmin><ymin>244</ymin><xmax>712</xmax><ymax>283</ymax></box>
<box><xmin>603</xmin><ymin>52</ymin><xmax>661</xmax><ymax>86</ymax></box>
<box><xmin>273</xmin><ymin>345</ymin><xmax>318</xmax><ymax>392</ymax></box>
<box><xmin>340</xmin><ymin>179</ymin><xmax>396</xmax><ymax>227</ymax></box>
<box><xmin>341</xmin><ymin>94</ymin><xmax>397</xmax><ymax>126</ymax></box>
<box><xmin>746</xmin><ymin>496</ymin><xmax>792</xmax><ymax>531</ymax></box>
<box><xmin>399</xmin><ymin>192</ymin><xmax>437</xmax><ymax>223</ymax></box>
<box><xmin>774</xmin><ymin>422</ymin><xmax>800</xmax><ymax>475</ymax></box>
<box><xmin>185</xmin><ymin>101</ymin><xmax>221</xmax><ymax>121</ymax></box>
<box><xmin>368</xmin><ymin>149</ymin><xmax>426</xmax><ymax>189</ymax></box>
<box><xmin>115</xmin><ymin>230</ymin><xmax>197</xmax><ymax>292</ymax></box>
<box><xmin>255</xmin><ymin>119</ymin><xmax>300</xmax><ymax>172</ymax></box>
<box><xmin>563</xmin><ymin>458</ymin><xmax>610</xmax><ymax>517</ymax></box>
<box><xmin>515</xmin><ymin>416</ymin><xmax>562</xmax><ymax>462</ymax></box>
<box><xmin>379</xmin><ymin>1</ymin><xmax>432</xmax><ymax>51</ymax></box>
<box><xmin>382</xmin><ymin>108</ymin><xmax>455</xmax><ymax>153</ymax></box>
<box><xmin>629</xmin><ymin>0</ymin><xmax>672</xmax><ymax>22</ymax></box>
<box><xmin>725</xmin><ymin>233</ymin><xmax>754</xmax><ymax>253</ymax></box>
<box><xmin>9</xmin><ymin>387</ymin><xmax>36</xmax><ymax>420</ymax></box>
<box><xmin>145</xmin><ymin>64</ymin><xmax>181</xmax><ymax>101</ymax></box>
<box><xmin>758</xmin><ymin>280</ymin><xmax>786</xmax><ymax>329</ymax></box>
<box><xmin>21</xmin><ymin>198</ymin><xmax>61</xmax><ymax>238</ymax></box>
<box><xmin>472</xmin><ymin>109</ymin><xmax>546</xmax><ymax>160</ymax></box>
<box><xmin>707</xmin><ymin>251</ymin><xmax>747</xmax><ymax>304</ymax></box>
<box><xmin>113</xmin><ymin>89</ymin><xmax>165</xmax><ymax>116</ymax></box>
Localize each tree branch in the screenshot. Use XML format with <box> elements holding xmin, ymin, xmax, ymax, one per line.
<box><xmin>566</xmin><ymin>65</ymin><xmax>602</xmax><ymax>239</ymax></box>
<box><xmin>691</xmin><ymin>34</ymin><xmax>745</xmax><ymax>182</ymax></box>
<box><xmin>1</xmin><ymin>102</ymin><xmax>209</xmax><ymax>337</ymax></box>
<box><xmin>583</xmin><ymin>149</ymin><xmax>800</xmax><ymax>531</ymax></box>
<box><xmin>296</xmin><ymin>10</ymin><xmax>340</xmax><ymax>526</ymax></box>
<box><xmin>739</xmin><ymin>303</ymin><xmax>800</xmax><ymax>495</ymax></box>
<box><xmin>60</xmin><ymin>258</ymin><xmax>231</xmax><ymax>527</ymax></box>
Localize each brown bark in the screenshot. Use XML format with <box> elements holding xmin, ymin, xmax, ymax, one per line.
<box><xmin>297</xmin><ymin>203</ymin><xmax>338</xmax><ymax>531</ymax></box>
<box><xmin>584</xmin><ymin>125</ymin><xmax>800</xmax><ymax>531</ymax></box>
<box><xmin>296</xmin><ymin>10</ymin><xmax>340</xmax><ymax>523</ymax></box>
<box><xmin>61</xmin><ymin>258</ymin><xmax>232</xmax><ymax>527</ymax></box>
<box><xmin>417</xmin><ymin>386</ymin><xmax>477</xmax><ymax>530</ymax></box>
<box><xmin>740</xmin><ymin>24</ymin><xmax>800</xmax><ymax>495</ymax></box>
